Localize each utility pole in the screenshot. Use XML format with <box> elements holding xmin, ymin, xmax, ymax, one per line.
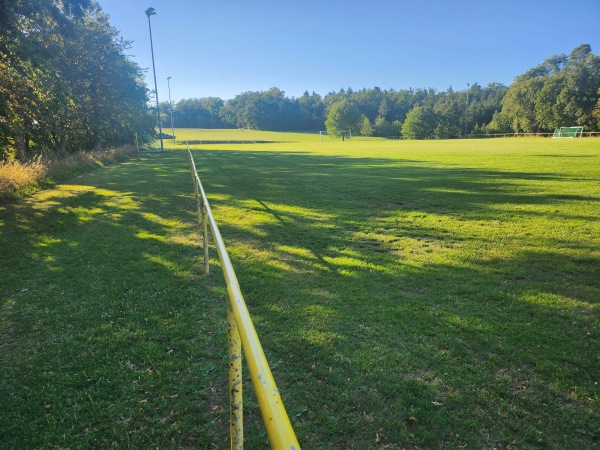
<box><xmin>167</xmin><ymin>76</ymin><xmax>175</xmax><ymax>139</ymax></box>
<box><xmin>145</xmin><ymin>7</ymin><xmax>164</xmax><ymax>151</ymax></box>
<box><xmin>465</xmin><ymin>83</ymin><xmax>470</xmax><ymax>138</ymax></box>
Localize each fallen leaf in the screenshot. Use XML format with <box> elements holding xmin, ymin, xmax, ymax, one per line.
<box><xmin>432</xmin><ymin>401</ymin><xmax>443</xmax><ymax>406</ymax></box>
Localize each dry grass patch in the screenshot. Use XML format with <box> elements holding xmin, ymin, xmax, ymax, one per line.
<box><xmin>0</xmin><ymin>146</ymin><xmax>136</xmax><ymax>200</ymax></box>
<box><xmin>0</xmin><ymin>157</ymin><xmax>46</xmax><ymax>195</ymax></box>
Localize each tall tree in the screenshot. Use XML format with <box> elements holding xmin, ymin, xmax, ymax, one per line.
<box><xmin>0</xmin><ymin>0</ymin><xmax>152</xmax><ymax>160</ymax></box>
<box><xmin>499</xmin><ymin>44</ymin><xmax>600</xmax><ymax>133</ymax></box>
<box><xmin>325</xmin><ymin>99</ymin><xmax>365</xmax><ymax>135</ymax></box>
<box><xmin>594</xmin><ymin>88</ymin><xmax>600</xmax><ymax>128</ymax></box>
<box><xmin>298</xmin><ymin>91</ymin><xmax>325</xmax><ymax>130</ymax></box>
<box><xmin>378</xmin><ymin>98</ymin><xmax>390</xmax><ymax>119</ymax></box>
<box><xmin>433</xmin><ymin>90</ymin><xmax>463</xmax><ymax>139</ymax></box>
<box><xmin>401</xmin><ymin>105</ymin><xmax>436</xmax><ymax>139</ymax></box>
<box><xmin>499</xmin><ymin>78</ymin><xmax>545</xmax><ymax>133</ymax></box>
<box><xmin>360</xmin><ymin>117</ymin><xmax>374</xmax><ymax>136</ymax></box>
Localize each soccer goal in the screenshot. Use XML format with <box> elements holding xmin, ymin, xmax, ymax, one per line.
<box><xmin>552</xmin><ymin>126</ymin><xmax>583</xmax><ymax>138</ymax></box>
<box><xmin>319</xmin><ymin>130</ymin><xmax>352</xmax><ymax>142</ymax></box>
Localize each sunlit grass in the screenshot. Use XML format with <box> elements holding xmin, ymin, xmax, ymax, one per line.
<box><xmin>1</xmin><ymin>132</ymin><xmax>599</xmax><ymax>448</ymax></box>
<box><xmin>0</xmin><ymin>146</ymin><xmax>137</xmax><ymax>200</ymax></box>
<box><xmin>0</xmin><ymin>152</ymin><xmax>232</xmax><ymax>448</ymax></box>
<box><xmin>189</xmin><ymin>133</ymin><xmax>599</xmax><ymax>448</ymax></box>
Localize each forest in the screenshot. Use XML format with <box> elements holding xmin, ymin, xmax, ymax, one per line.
<box><xmin>1</xmin><ymin>0</ymin><xmax>600</xmax><ymax>162</ymax></box>
<box><xmin>168</xmin><ymin>44</ymin><xmax>600</xmax><ymax>139</ymax></box>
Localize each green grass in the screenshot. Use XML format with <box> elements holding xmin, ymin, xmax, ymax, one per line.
<box><xmin>1</xmin><ymin>130</ymin><xmax>599</xmax><ymax>449</ymax></box>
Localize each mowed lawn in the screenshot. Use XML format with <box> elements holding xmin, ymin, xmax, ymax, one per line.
<box><xmin>1</xmin><ymin>131</ymin><xmax>599</xmax><ymax>449</ymax></box>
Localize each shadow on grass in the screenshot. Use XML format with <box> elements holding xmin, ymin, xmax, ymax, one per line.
<box><xmin>0</xmin><ymin>147</ymin><xmax>598</xmax><ymax>449</ymax></box>
<box><xmin>191</xmin><ymin>149</ymin><xmax>599</xmax><ymax>448</ymax></box>
<box><xmin>0</xmin><ymin>152</ymin><xmax>231</xmax><ymax>448</ymax></box>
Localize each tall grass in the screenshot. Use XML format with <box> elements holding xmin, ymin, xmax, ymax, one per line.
<box><xmin>0</xmin><ymin>157</ymin><xmax>46</xmax><ymax>197</ymax></box>
<box><xmin>0</xmin><ymin>146</ymin><xmax>137</xmax><ymax>200</ymax></box>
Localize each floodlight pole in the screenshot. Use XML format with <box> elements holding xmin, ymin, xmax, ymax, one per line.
<box><xmin>145</xmin><ymin>7</ymin><xmax>164</xmax><ymax>152</ymax></box>
<box><xmin>465</xmin><ymin>83</ymin><xmax>470</xmax><ymax>138</ymax></box>
<box><xmin>167</xmin><ymin>76</ymin><xmax>175</xmax><ymax>139</ymax></box>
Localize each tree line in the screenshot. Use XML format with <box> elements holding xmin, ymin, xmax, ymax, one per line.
<box><xmin>1</xmin><ymin>0</ymin><xmax>152</xmax><ymax>162</ymax></box>
<box><xmin>165</xmin><ymin>84</ymin><xmax>508</xmax><ymax>138</ymax></box>
<box><xmin>3</xmin><ymin>1</ymin><xmax>600</xmax><ymax>165</ymax></box>
<box><xmin>167</xmin><ymin>44</ymin><xmax>600</xmax><ymax>139</ymax></box>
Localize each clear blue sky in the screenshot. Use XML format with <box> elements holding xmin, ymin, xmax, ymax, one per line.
<box><xmin>96</xmin><ymin>0</ymin><xmax>600</xmax><ymax>102</ymax></box>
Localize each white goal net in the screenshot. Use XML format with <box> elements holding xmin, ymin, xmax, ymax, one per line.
<box><xmin>319</xmin><ymin>130</ymin><xmax>352</xmax><ymax>141</ymax></box>
<box><xmin>552</xmin><ymin>126</ymin><xmax>583</xmax><ymax>138</ymax></box>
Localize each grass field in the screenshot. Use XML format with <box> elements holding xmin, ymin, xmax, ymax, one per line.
<box><xmin>1</xmin><ymin>130</ymin><xmax>599</xmax><ymax>449</ymax></box>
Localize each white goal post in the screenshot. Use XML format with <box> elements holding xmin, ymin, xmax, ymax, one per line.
<box><xmin>319</xmin><ymin>130</ymin><xmax>352</xmax><ymax>142</ymax></box>
<box><xmin>552</xmin><ymin>126</ymin><xmax>583</xmax><ymax>138</ymax></box>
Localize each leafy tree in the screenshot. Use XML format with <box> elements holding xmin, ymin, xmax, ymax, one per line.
<box><xmin>218</xmin><ymin>88</ymin><xmax>307</xmax><ymax>131</ymax></box>
<box><xmin>485</xmin><ymin>110</ymin><xmax>513</xmax><ymax>134</ymax></box>
<box><xmin>378</xmin><ymin>98</ymin><xmax>390</xmax><ymax>119</ymax></box>
<box><xmin>387</xmin><ymin>89</ymin><xmax>419</xmax><ymax>124</ymax></box>
<box><xmin>500</xmin><ymin>78</ymin><xmax>545</xmax><ymax>133</ymax></box>
<box><xmin>475</xmin><ymin>83</ymin><xmax>509</xmax><ymax>128</ymax></box>
<box><xmin>63</xmin><ymin>10</ymin><xmax>151</xmax><ymax>150</ymax></box>
<box><xmin>0</xmin><ymin>0</ymin><xmax>152</xmax><ymax>160</ymax></box>
<box><xmin>173</xmin><ymin>98</ymin><xmax>224</xmax><ymax>128</ymax></box>
<box><xmin>373</xmin><ymin>117</ymin><xmax>401</xmax><ymax>137</ymax></box>
<box><xmin>298</xmin><ymin>91</ymin><xmax>325</xmax><ymax>130</ymax></box>
<box><xmin>433</xmin><ymin>90</ymin><xmax>463</xmax><ymax>138</ymax></box>
<box><xmin>351</xmin><ymin>88</ymin><xmax>384</xmax><ymax>122</ymax></box>
<box><xmin>200</xmin><ymin>97</ymin><xmax>225</xmax><ymax>127</ymax></box>
<box><xmin>360</xmin><ymin>117</ymin><xmax>373</xmax><ymax>136</ymax></box>
<box><xmin>499</xmin><ymin>44</ymin><xmax>600</xmax><ymax>133</ymax></box>
<box><xmin>567</xmin><ymin>44</ymin><xmax>592</xmax><ymax>67</ymax></box>
<box><xmin>325</xmin><ymin>99</ymin><xmax>364</xmax><ymax>135</ymax></box>
<box><xmin>594</xmin><ymin>88</ymin><xmax>600</xmax><ymax>128</ymax></box>
<box><xmin>401</xmin><ymin>105</ymin><xmax>436</xmax><ymax>139</ymax></box>
<box><xmin>535</xmin><ymin>74</ymin><xmax>566</xmax><ymax>130</ymax></box>
<box><xmin>557</xmin><ymin>46</ymin><xmax>600</xmax><ymax>129</ymax></box>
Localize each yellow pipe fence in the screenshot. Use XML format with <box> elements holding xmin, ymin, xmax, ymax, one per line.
<box><xmin>187</xmin><ymin>148</ymin><xmax>300</xmax><ymax>450</ymax></box>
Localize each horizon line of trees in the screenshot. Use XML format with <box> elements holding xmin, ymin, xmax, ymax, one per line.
<box><xmin>165</xmin><ymin>44</ymin><xmax>600</xmax><ymax>139</ymax></box>
<box><xmin>3</xmin><ymin>4</ymin><xmax>600</xmax><ymax>166</ymax></box>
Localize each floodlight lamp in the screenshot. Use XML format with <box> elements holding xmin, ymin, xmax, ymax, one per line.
<box><xmin>145</xmin><ymin>7</ymin><xmax>156</xmax><ymax>17</ymax></box>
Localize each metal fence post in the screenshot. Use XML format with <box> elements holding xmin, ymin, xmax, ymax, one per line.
<box><xmin>202</xmin><ymin>202</ymin><xmax>209</xmax><ymax>275</ymax></box>
<box><xmin>228</xmin><ymin>298</ymin><xmax>243</xmax><ymax>449</ymax></box>
<box><xmin>189</xmin><ymin>145</ymin><xmax>210</xmax><ymax>275</ymax></box>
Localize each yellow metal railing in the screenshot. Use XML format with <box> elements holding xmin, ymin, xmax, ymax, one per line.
<box><xmin>187</xmin><ymin>148</ymin><xmax>300</xmax><ymax>450</ymax></box>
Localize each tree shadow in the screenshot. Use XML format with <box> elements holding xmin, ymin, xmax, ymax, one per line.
<box><xmin>0</xmin><ymin>152</ymin><xmax>231</xmax><ymax>448</ymax></box>
<box><xmin>1</xmin><ymin>147</ymin><xmax>598</xmax><ymax>448</ymax></box>
<box><xmin>190</xmin><ymin>148</ymin><xmax>599</xmax><ymax>448</ymax></box>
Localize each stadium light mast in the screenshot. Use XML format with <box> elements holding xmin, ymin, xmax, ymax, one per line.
<box><xmin>145</xmin><ymin>7</ymin><xmax>163</xmax><ymax>152</ymax></box>
<box><xmin>167</xmin><ymin>76</ymin><xmax>175</xmax><ymax>139</ymax></box>
<box><xmin>465</xmin><ymin>83</ymin><xmax>470</xmax><ymax>138</ymax></box>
